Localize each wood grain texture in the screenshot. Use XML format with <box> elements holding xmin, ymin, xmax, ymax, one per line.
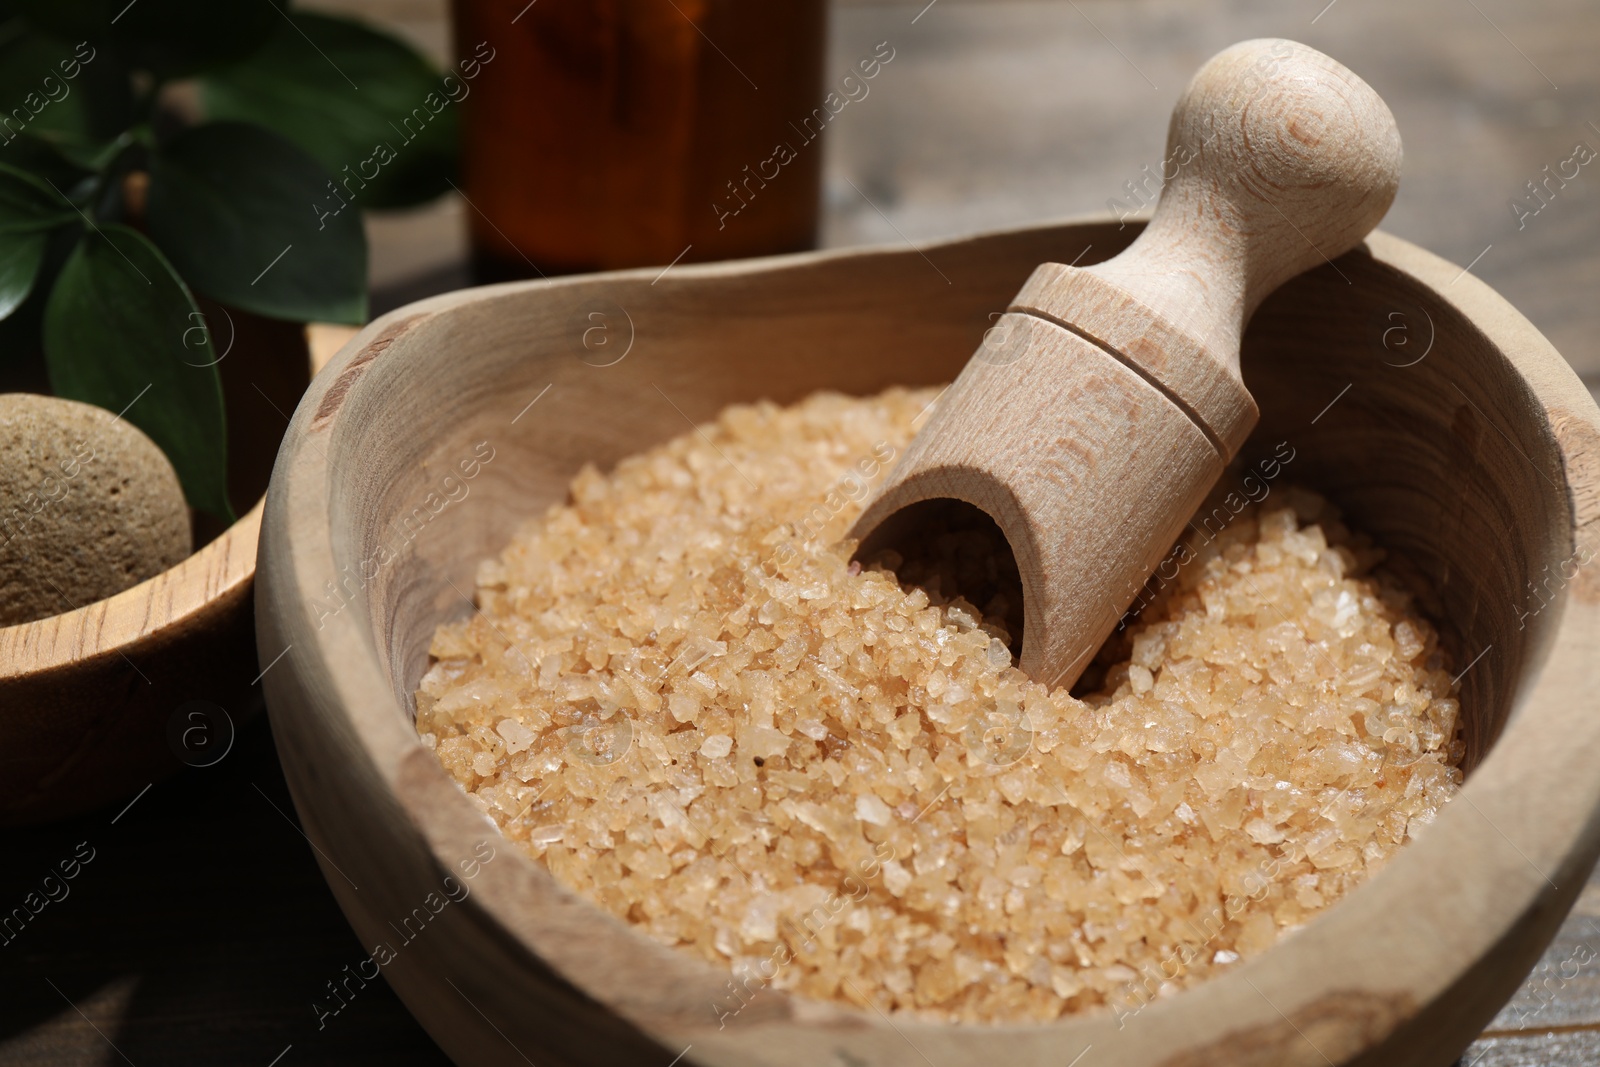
<box><xmin>1009</xmin><ymin>264</ymin><xmax>1258</xmax><ymax>456</ymax></box>
<box><xmin>1078</xmin><ymin>39</ymin><xmax>1401</xmax><ymax>357</ymax></box>
<box><xmin>0</xmin><ymin>324</ymin><xmax>355</xmax><ymax>826</ymax></box>
<box><xmin>1458</xmin><ymin>1031</ymin><xmax>1600</xmax><ymax>1067</ymax></box>
<box><xmin>8</xmin><ymin>2</ymin><xmax>1600</xmax><ymax>1062</ymax></box>
<box><xmin>257</xmin><ymin>217</ymin><xmax>1600</xmax><ymax>1067</ymax></box>
<box><xmin>853</xmin><ymin>314</ymin><xmax>1224</xmax><ymax>686</ymax></box>
<box><xmin>850</xmin><ymin>39</ymin><xmax>1401</xmax><ymax>689</ymax></box>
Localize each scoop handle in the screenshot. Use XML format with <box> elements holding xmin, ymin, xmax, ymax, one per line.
<box><xmin>851</xmin><ymin>39</ymin><xmax>1402</xmax><ymax>692</ymax></box>
<box><xmin>1079</xmin><ymin>38</ymin><xmax>1402</xmax><ymax>368</ymax></box>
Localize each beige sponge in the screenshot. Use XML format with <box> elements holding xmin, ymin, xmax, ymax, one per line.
<box><xmin>0</xmin><ymin>393</ymin><xmax>193</xmax><ymax>626</ymax></box>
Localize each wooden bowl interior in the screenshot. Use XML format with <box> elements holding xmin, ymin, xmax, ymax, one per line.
<box><xmin>1242</xmin><ymin>258</ymin><xmax>1568</xmax><ymax>769</ymax></box>
<box><xmin>273</xmin><ymin>220</ymin><xmax>1594</xmax><ymax>1067</ymax></box>
<box><xmin>330</xmin><ymin>225</ymin><xmax>1565</xmax><ymax>782</ymax></box>
<box><xmin>328</xmin><ymin>224</ymin><xmax>1135</xmax><ymax>724</ymax></box>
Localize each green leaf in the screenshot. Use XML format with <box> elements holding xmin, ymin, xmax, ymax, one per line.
<box><xmin>146</xmin><ymin>120</ymin><xmax>366</xmax><ymax>324</ymax></box>
<box><xmin>44</xmin><ymin>224</ymin><xmax>231</xmax><ymax>518</ymax></box>
<box><xmin>0</xmin><ymin>29</ymin><xmax>131</xmax><ymax>163</ymax></box>
<box><xmin>0</xmin><ymin>221</ymin><xmax>80</xmax><ymax>385</ymax></box>
<box><xmin>18</xmin><ymin>0</ymin><xmax>279</xmax><ymax>77</ymax></box>
<box><xmin>0</xmin><ymin>231</ymin><xmax>47</xmax><ymax>319</ymax></box>
<box><xmin>0</xmin><ymin>160</ymin><xmax>75</xmax><ymax>227</ymax></box>
<box><xmin>0</xmin><ymin>162</ymin><xmax>75</xmax><ymax>318</ymax></box>
<box><xmin>0</xmin><ymin>132</ymin><xmax>95</xmax><ymax>190</ymax></box>
<box><xmin>200</xmin><ymin>11</ymin><xmax>457</xmax><ymax>209</ymax></box>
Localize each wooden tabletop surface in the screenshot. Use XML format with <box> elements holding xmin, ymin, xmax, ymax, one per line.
<box><xmin>4</xmin><ymin>1</ymin><xmax>1598</xmax><ymax>1065</ymax></box>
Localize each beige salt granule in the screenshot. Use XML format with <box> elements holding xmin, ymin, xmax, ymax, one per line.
<box><xmin>415</xmin><ymin>387</ymin><xmax>1463</xmax><ymax>1024</ymax></box>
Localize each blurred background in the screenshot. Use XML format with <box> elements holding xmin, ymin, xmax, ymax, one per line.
<box><xmin>345</xmin><ymin>0</ymin><xmax>1599</xmax><ymax>404</ymax></box>
<box><xmin>2</xmin><ymin>1</ymin><xmax>1597</xmax><ymax>1065</ymax></box>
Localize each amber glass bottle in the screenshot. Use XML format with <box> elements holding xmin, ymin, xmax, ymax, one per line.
<box><xmin>452</xmin><ymin>0</ymin><xmax>828</xmax><ymax>279</ymax></box>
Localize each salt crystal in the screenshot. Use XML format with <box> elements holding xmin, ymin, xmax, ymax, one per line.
<box><xmin>882</xmin><ymin>860</ymin><xmax>913</xmax><ymax>896</ymax></box>
<box><xmin>740</xmin><ymin>896</ymin><xmax>779</xmax><ymax>942</ymax></box>
<box><xmin>667</xmin><ymin>693</ymin><xmax>700</xmax><ymax>724</ymax></box>
<box><xmin>1128</xmin><ymin>664</ymin><xmax>1154</xmax><ymax>694</ymax></box>
<box><xmin>855</xmin><ymin>793</ymin><xmax>892</xmax><ymax>826</ymax></box>
<box><xmin>1245</xmin><ymin>818</ymin><xmax>1286</xmax><ymax>844</ymax></box>
<box><xmin>414</xmin><ymin>389</ymin><xmax>1462</xmax><ymax>1026</ymax></box>
<box><xmin>496</xmin><ymin>718</ymin><xmax>536</xmax><ymax>754</ymax></box>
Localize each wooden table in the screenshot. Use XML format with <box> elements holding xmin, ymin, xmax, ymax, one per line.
<box><xmin>4</xmin><ymin>1</ymin><xmax>1597</xmax><ymax>1064</ymax></box>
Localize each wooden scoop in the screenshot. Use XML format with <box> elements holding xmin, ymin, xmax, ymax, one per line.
<box><xmin>850</xmin><ymin>38</ymin><xmax>1402</xmax><ymax>689</ymax></box>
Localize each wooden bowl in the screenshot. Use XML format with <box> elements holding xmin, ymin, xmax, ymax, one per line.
<box><xmin>257</xmin><ymin>219</ymin><xmax>1600</xmax><ymax>1067</ymax></box>
<box><xmin>0</xmin><ymin>320</ymin><xmax>357</xmax><ymax>825</ymax></box>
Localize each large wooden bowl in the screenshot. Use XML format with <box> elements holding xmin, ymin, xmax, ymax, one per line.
<box><xmin>257</xmin><ymin>219</ymin><xmax>1600</xmax><ymax>1067</ymax></box>
<box><xmin>0</xmin><ymin>320</ymin><xmax>356</xmax><ymax>825</ymax></box>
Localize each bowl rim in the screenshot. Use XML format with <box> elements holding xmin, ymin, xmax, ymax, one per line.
<box><xmin>259</xmin><ymin>218</ymin><xmax>1600</xmax><ymax>1065</ymax></box>
<box><xmin>0</xmin><ymin>324</ymin><xmax>356</xmax><ymax>683</ymax></box>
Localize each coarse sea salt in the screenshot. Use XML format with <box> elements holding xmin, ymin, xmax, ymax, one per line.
<box><xmin>416</xmin><ymin>387</ymin><xmax>1463</xmax><ymax>1023</ymax></box>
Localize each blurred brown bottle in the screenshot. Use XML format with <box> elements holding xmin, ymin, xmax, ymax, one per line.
<box><xmin>453</xmin><ymin>0</ymin><xmax>828</xmax><ymax>279</ymax></box>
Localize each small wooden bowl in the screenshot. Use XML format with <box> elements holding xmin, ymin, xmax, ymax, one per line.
<box><xmin>0</xmin><ymin>320</ymin><xmax>356</xmax><ymax>825</ymax></box>
<box><xmin>258</xmin><ymin>220</ymin><xmax>1600</xmax><ymax>1067</ymax></box>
